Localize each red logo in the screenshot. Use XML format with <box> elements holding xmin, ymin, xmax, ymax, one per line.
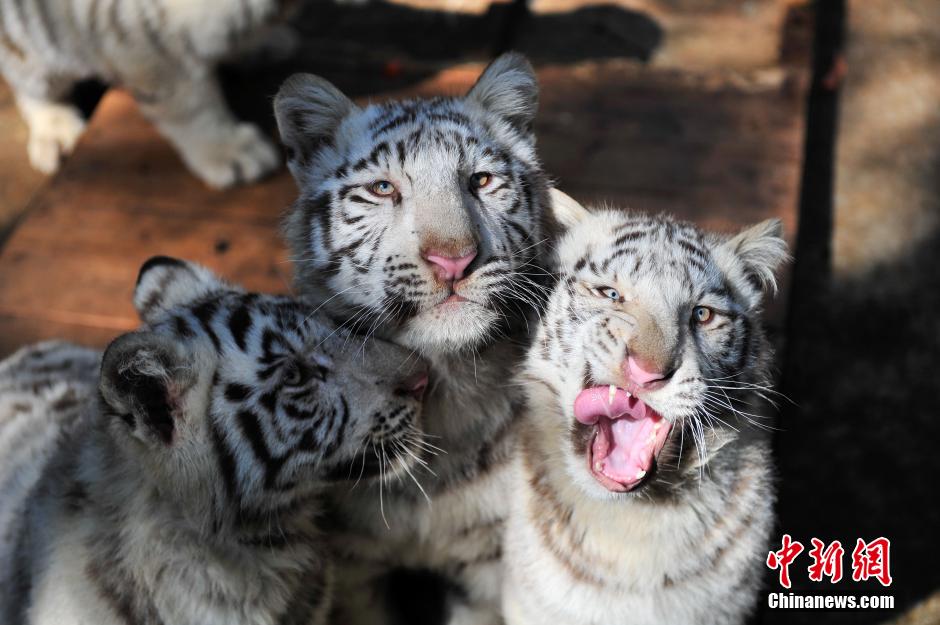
<box><xmin>807</xmin><ymin>538</ymin><xmax>844</xmax><ymax>583</ymax></box>
<box><xmin>851</xmin><ymin>537</ymin><xmax>893</xmax><ymax>587</ymax></box>
<box><xmin>767</xmin><ymin>536</ymin><xmax>892</xmax><ymax>588</ymax></box>
<box><xmin>766</xmin><ymin>534</ymin><xmax>804</xmax><ymax>588</ymax></box>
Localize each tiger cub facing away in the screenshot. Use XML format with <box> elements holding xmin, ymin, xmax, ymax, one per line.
<box><xmin>0</xmin><ymin>0</ymin><xmax>292</xmax><ymax>187</ymax></box>
<box><xmin>0</xmin><ymin>257</ymin><xmax>429</xmax><ymax>625</ymax></box>
<box><xmin>503</xmin><ymin>191</ymin><xmax>788</xmax><ymax>625</ymax></box>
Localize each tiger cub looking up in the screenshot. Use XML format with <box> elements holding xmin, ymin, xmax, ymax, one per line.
<box><xmin>274</xmin><ymin>53</ymin><xmax>551</xmax><ymax>624</ymax></box>
<box><xmin>503</xmin><ymin>191</ymin><xmax>789</xmax><ymax>625</ymax></box>
<box><xmin>0</xmin><ymin>257</ymin><xmax>429</xmax><ymax>625</ymax></box>
<box><xmin>0</xmin><ymin>0</ymin><xmax>293</xmax><ymax>187</ymax></box>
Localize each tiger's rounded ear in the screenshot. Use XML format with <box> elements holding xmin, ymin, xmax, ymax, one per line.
<box><xmin>274</xmin><ymin>73</ymin><xmax>357</xmax><ymax>183</ymax></box>
<box><xmin>717</xmin><ymin>219</ymin><xmax>790</xmax><ymax>300</ymax></box>
<box><xmin>466</xmin><ymin>52</ymin><xmax>538</xmax><ymax>135</ymax></box>
<box><xmin>99</xmin><ymin>331</ymin><xmax>195</xmax><ymax>447</ymax></box>
<box><xmin>549</xmin><ymin>188</ymin><xmax>591</xmax><ymax>230</ymax></box>
<box><xmin>133</xmin><ymin>256</ymin><xmax>230</xmax><ymax>323</ymax></box>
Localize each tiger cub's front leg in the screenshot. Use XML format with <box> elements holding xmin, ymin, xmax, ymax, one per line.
<box><xmin>435</xmin><ymin>467</ymin><xmax>511</xmax><ymax>625</ymax></box>
<box><xmin>14</xmin><ymin>94</ymin><xmax>86</xmax><ymax>175</ymax></box>
<box><xmin>133</xmin><ymin>69</ymin><xmax>279</xmax><ymax>189</ymax></box>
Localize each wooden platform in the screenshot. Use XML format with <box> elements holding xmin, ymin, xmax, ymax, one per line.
<box><xmin>0</xmin><ymin>52</ymin><xmax>809</xmax><ymax>356</ymax></box>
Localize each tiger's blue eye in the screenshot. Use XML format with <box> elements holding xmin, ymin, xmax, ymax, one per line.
<box><xmin>693</xmin><ymin>306</ymin><xmax>714</xmax><ymax>324</ymax></box>
<box><xmin>369</xmin><ymin>180</ymin><xmax>396</xmax><ymax>197</ymax></box>
<box><xmin>597</xmin><ymin>286</ymin><xmax>620</xmax><ymax>301</ymax></box>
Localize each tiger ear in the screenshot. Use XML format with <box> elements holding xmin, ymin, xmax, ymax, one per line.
<box><xmin>718</xmin><ymin>219</ymin><xmax>790</xmax><ymax>297</ymax></box>
<box><xmin>99</xmin><ymin>331</ymin><xmax>195</xmax><ymax>447</ymax></box>
<box><xmin>549</xmin><ymin>188</ymin><xmax>591</xmax><ymax>230</ymax></box>
<box><xmin>466</xmin><ymin>52</ymin><xmax>538</xmax><ymax>134</ymax></box>
<box><xmin>133</xmin><ymin>256</ymin><xmax>231</xmax><ymax>323</ymax></box>
<box><xmin>274</xmin><ymin>73</ymin><xmax>357</xmax><ymax>182</ymax></box>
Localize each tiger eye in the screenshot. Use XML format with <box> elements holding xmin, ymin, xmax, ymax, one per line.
<box><xmin>283</xmin><ymin>361</ymin><xmax>305</xmax><ymax>386</ymax></box>
<box><xmin>369</xmin><ymin>180</ymin><xmax>397</xmax><ymax>197</ymax></box>
<box><xmin>470</xmin><ymin>172</ymin><xmax>491</xmax><ymax>189</ymax></box>
<box><xmin>693</xmin><ymin>306</ymin><xmax>713</xmax><ymax>324</ymax></box>
<box><xmin>598</xmin><ymin>286</ymin><xmax>620</xmax><ymax>301</ymax></box>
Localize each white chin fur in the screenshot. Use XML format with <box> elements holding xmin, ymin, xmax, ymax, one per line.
<box><xmin>397</xmin><ymin>301</ymin><xmax>498</xmax><ymax>353</ymax></box>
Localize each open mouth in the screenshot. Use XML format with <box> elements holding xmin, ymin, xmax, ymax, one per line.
<box><xmin>574</xmin><ymin>386</ymin><xmax>672</xmax><ymax>492</ymax></box>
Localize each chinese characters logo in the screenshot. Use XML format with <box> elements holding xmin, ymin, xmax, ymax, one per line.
<box><xmin>766</xmin><ymin>535</ymin><xmax>892</xmax><ymax>588</ymax></box>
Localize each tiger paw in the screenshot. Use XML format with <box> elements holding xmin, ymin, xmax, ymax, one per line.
<box><xmin>24</xmin><ymin>103</ymin><xmax>86</xmax><ymax>174</ymax></box>
<box><xmin>178</xmin><ymin>122</ymin><xmax>281</xmax><ymax>189</ymax></box>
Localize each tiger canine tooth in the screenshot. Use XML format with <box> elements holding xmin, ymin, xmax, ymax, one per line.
<box><xmin>608</xmin><ymin>385</ymin><xmax>617</xmax><ymax>404</ymax></box>
<box><xmin>635</xmin><ymin>469</ymin><xmax>646</xmax><ymax>480</ymax></box>
<box><xmin>595</xmin><ymin>461</ymin><xmax>604</xmax><ymax>472</ymax></box>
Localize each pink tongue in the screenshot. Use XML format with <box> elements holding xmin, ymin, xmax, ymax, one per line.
<box><xmin>574</xmin><ymin>386</ymin><xmax>672</xmax><ymax>489</ymax></box>
<box><xmin>574</xmin><ymin>386</ymin><xmax>644</xmax><ymax>424</ymax></box>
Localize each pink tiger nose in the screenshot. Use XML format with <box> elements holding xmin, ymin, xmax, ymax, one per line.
<box><xmin>626</xmin><ymin>355</ymin><xmax>668</xmax><ymax>386</ymax></box>
<box><xmin>423</xmin><ymin>249</ymin><xmax>477</xmax><ymax>281</ymax></box>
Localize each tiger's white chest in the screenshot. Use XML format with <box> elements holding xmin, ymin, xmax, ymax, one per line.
<box><xmin>503</xmin><ymin>449</ymin><xmax>773</xmax><ymax>625</ymax></box>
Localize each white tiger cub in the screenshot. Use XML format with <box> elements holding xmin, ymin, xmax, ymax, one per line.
<box><xmin>503</xmin><ymin>191</ymin><xmax>789</xmax><ymax>625</ymax></box>
<box><xmin>0</xmin><ymin>256</ymin><xmax>430</xmax><ymax>625</ymax></box>
<box><xmin>274</xmin><ymin>53</ymin><xmax>552</xmax><ymax>624</ymax></box>
<box><xmin>0</xmin><ymin>0</ymin><xmax>292</xmax><ymax>186</ymax></box>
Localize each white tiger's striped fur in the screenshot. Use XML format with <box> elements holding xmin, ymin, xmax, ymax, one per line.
<box><xmin>274</xmin><ymin>53</ymin><xmax>553</xmax><ymax>624</ymax></box>
<box><xmin>0</xmin><ymin>0</ymin><xmax>292</xmax><ymax>186</ymax></box>
<box><xmin>503</xmin><ymin>192</ymin><xmax>788</xmax><ymax>625</ymax></box>
<box><xmin>0</xmin><ymin>256</ymin><xmax>429</xmax><ymax>625</ymax></box>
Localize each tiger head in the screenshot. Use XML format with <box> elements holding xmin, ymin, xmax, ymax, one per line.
<box><xmin>524</xmin><ymin>191</ymin><xmax>788</xmax><ymax>500</ymax></box>
<box><xmin>274</xmin><ymin>53</ymin><xmax>552</xmax><ymax>354</ymax></box>
<box><xmin>98</xmin><ymin>257</ymin><xmax>428</xmax><ymax>527</ymax></box>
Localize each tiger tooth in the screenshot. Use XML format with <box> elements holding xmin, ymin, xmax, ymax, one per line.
<box><xmin>608</xmin><ymin>385</ymin><xmax>617</xmax><ymax>404</ymax></box>
<box><xmin>595</xmin><ymin>461</ymin><xmax>604</xmax><ymax>472</ymax></box>
<box><xmin>625</xmin><ymin>390</ymin><xmax>632</xmax><ymax>398</ymax></box>
<box><xmin>635</xmin><ymin>469</ymin><xmax>646</xmax><ymax>480</ymax></box>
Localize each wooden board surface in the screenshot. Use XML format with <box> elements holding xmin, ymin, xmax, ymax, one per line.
<box><xmin>0</xmin><ymin>57</ymin><xmax>808</xmax><ymax>356</ymax></box>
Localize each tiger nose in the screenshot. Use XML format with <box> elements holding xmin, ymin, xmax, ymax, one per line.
<box><xmin>395</xmin><ymin>370</ymin><xmax>429</xmax><ymax>401</ymax></box>
<box><xmin>422</xmin><ymin>248</ymin><xmax>477</xmax><ymax>281</ymax></box>
<box><xmin>626</xmin><ymin>355</ymin><xmax>669</xmax><ymax>386</ymax></box>
<box><xmin>393</xmin><ymin>357</ymin><xmax>430</xmax><ymax>401</ymax></box>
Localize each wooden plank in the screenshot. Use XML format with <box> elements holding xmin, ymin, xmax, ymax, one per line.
<box><xmin>0</xmin><ymin>80</ymin><xmax>48</xmax><ymax>240</ymax></box>
<box><xmin>0</xmin><ymin>56</ymin><xmax>808</xmax><ymax>357</ymax></box>
<box><xmin>535</xmin><ymin>63</ymin><xmax>806</xmax><ymax>238</ymax></box>
<box><xmin>0</xmin><ymin>91</ymin><xmax>295</xmax><ymax>356</ymax></box>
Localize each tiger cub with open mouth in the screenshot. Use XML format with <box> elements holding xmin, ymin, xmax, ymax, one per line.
<box><xmin>0</xmin><ymin>257</ymin><xmax>428</xmax><ymax>625</ymax></box>
<box><xmin>503</xmin><ymin>191</ymin><xmax>788</xmax><ymax>625</ymax></box>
